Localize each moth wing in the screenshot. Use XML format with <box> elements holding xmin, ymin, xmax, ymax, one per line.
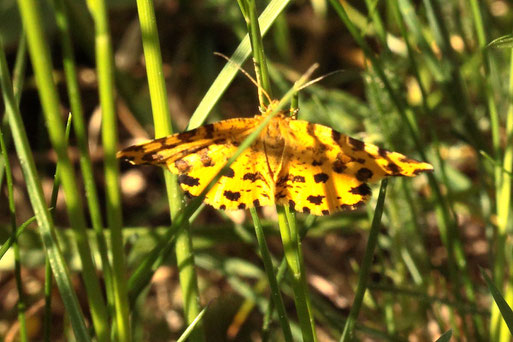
<box><xmin>118</xmin><ymin>117</ymin><xmax>274</xmax><ymax>211</ymax></box>
<box><xmin>275</xmin><ymin>120</ymin><xmax>433</xmax><ymax>216</ymax></box>
<box><xmin>117</xmin><ymin>118</ymin><xmax>256</xmax><ymax>166</ymax></box>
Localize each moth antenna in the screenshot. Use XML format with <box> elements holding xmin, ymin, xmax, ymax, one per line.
<box><xmin>213</xmin><ymin>52</ymin><xmax>273</xmax><ymax>105</ymax></box>
<box><xmin>296</xmin><ymin>69</ymin><xmax>346</xmax><ymax>91</ymax></box>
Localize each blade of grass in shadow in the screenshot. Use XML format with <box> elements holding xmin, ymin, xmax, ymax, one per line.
<box><xmin>42</xmin><ymin>114</ymin><xmax>72</xmax><ymax>342</ymax></box>
<box><xmin>482</xmin><ymin>268</ymin><xmax>513</xmax><ymax>335</ymax></box>
<box><xmin>135</xmin><ymin>0</ymin><xmax>205</xmax><ymax>340</ymax></box>
<box><xmin>86</xmin><ymin>0</ymin><xmax>130</xmax><ymax>339</ymax></box>
<box><xmin>0</xmin><ymin>215</ymin><xmax>37</xmax><ymax>261</ymax></box>
<box><xmin>127</xmin><ymin>66</ymin><xmax>317</xmax><ymax>302</ymax></box>
<box><xmin>16</xmin><ymin>0</ymin><xmax>110</xmax><ymax>339</ymax></box>
<box><xmin>340</xmin><ymin>179</ymin><xmax>388</xmax><ymax>342</ymax></box>
<box><xmin>187</xmin><ymin>0</ymin><xmax>292</xmax><ymax>130</ymax></box>
<box><xmin>0</xmin><ymin>32</ymin><xmax>26</xmax><ymax>190</ymax></box>
<box><xmin>51</xmin><ymin>0</ymin><xmax>115</xmax><ymax>315</ymax></box>
<box><xmin>436</xmin><ymin>330</ymin><xmax>453</xmax><ymax>342</ymax></box>
<box><xmin>0</xmin><ymin>38</ymin><xmax>91</xmax><ymax>342</ymax></box>
<box><xmin>0</xmin><ymin>126</ymin><xmax>27</xmax><ymax>342</ymax></box>
<box><xmin>250</xmin><ymin>208</ymin><xmax>293</xmax><ymax>342</ymax></box>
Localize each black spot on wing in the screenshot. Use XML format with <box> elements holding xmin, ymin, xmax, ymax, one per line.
<box><xmin>178</xmin><ymin>174</ymin><xmax>200</xmax><ymax>187</ymax></box>
<box><xmin>224</xmin><ymin>167</ymin><xmax>235</xmax><ymax>178</ymax></box>
<box><xmin>289</xmin><ymin>200</ymin><xmax>296</xmax><ymax>210</ymax></box>
<box><xmin>332</xmin><ymin>130</ymin><xmax>341</xmax><ymax>142</ymax></box>
<box><xmin>378</xmin><ymin>148</ymin><xmax>389</xmax><ymax>157</ymax></box>
<box><xmin>386</xmin><ymin>162</ymin><xmax>402</xmax><ymax>175</ymax></box>
<box><xmin>224</xmin><ymin>190</ymin><xmax>241</xmax><ymax>201</ymax></box>
<box><xmin>243</xmin><ymin>172</ymin><xmax>263</xmax><ymax>182</ymax></box>
<box><xmin>121</xmin><ymin>145</ymin><xmax>145</xmax><ymax>153</ymax></box>
<box><xmin>322</xmin><ymin>210</ymin><xmax>330</xmax><ymax>216</ymax></box>
<box><xmin>253</xmin><ymin>199</ymin><xmax>260</xmax><ymax>207</ymax></box>
<box><xmin>312</xmin><ymin>160</ymin><xmax>323</xmax><ymax>166</ymax></box>
<box><xmin>220</xmin><ymin>204</ymin><xmax>226</xmax><ymax>210</ymax></box>
<box><xmin>204</xmin><ymin>124</ymin><xmax>215</xmax><ymax>139</ymax></box>
<box><xmin>238</xmin><ymin>203</ymin><xmax>246</xmax><ymax>210</ymax></box>
<box><xmin>349</xmin><ymin>137</ymin><xmax>365</xmax><ymax>151</ymax></box>
<box><xmin>349</xmin><ymin>184</ymin><xmax>371</xmax><ymax>196</ymax></box>
<box><xmin>177</xmin><ymin>129</ymin><xmax>197</xmax><ymax>141</ymax></box>
<box><xmin>356</xmin><ymin>168</ymin><xmax>373</xmax><ymax>181</ymax></box>
<box><xmin>307</xmin><ymin>195</ymin><xmax>324</xmax><ymax>205</ymax></box>
<box><xmin>313</xmin><ymin>173</ymin><xmax>329</xmax><ymax>183</ymax></box>
<box><xmin>303</xmin><ymin>207</ymin><xmax>311</xmax><ymax>214</ymax></box>
<box><xmin>333</xmin><ymin>160</ymin><xmax>347</xmax><ymax>173</ymax></box>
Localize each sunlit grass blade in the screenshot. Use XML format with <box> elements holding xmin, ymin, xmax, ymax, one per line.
<box><xmin>488</xmin><ymin>35</ymin><xmax>513</xmax><ymax>49</ymax></box>
<box><xmin>340</xmin><ymin>179</ymin><xmax>388</xmax><ymax>342</ymax></box>
<box><xmin>482</xmin><ymin>268</ymin><xmax>513</xmax><ymax>335</ymax></box>
<box><xmin>135</xmin><ymin>0</ymin><xmax>204</xmax><ymax>340</ymax></box>
<box><xmin>176</xmin><ymin>304</ymin><xmax>210</xmax><ymax>342</ymax></box>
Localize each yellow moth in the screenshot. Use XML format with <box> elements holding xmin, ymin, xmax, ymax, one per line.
<box><xmin>117</xmin><ymin>101</ymin><xmax>433</xmax><ymax>216</ymax></box>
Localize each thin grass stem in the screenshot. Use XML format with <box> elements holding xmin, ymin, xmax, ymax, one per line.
<box><xmin>0</xmin><ymin>126</ymin><xmax>27</xmax><ymax>342</ymax></box>
<box><xmin>340</xmin><ymin>179</ymin><xmax>388</xmax><ymax>342</ymax></box>
<box><xmin>250</xmin><ymin>208</ymin><xmax>293</xmax><ymax>342</ymax></box>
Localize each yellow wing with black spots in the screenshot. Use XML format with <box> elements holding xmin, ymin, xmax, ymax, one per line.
<box><xmin>274</xmin><ymin>119</ymin><xmax>433</xmax><ymax>216</ymax></box>
<box><xmin>117</xmin><ymin>117</ymin><xmax>275</xmax><ymax>211</ymax></box>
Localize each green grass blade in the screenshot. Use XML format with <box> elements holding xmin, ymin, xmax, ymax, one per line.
<box><xmin>176</xmin><ymin>305</ymin><xmax>209</xmax><ymax>342</ymax></box>
<box><xmin>340</xmin><ymin>179</ymin><xmax>388</xmax><ymax>342</ymax></box>
<box><xmin>0</xmin><ymin>215</ymin><xmax>37</xmax><ymax>261</ymax></box>
<box><xmin>436</xmin><ymin>330</ymin><xmax>453</xmax><ymax>342</ymax></box>
<box><xmin>0</xmin><ymin>125</ymin><xmax>27</xmax><ymax>342</ymax></box>
<box><xmin>0</xmin><ymin>38</ymin><xmax>91</xmax><ymax>342</ymax></box>
<box><xmin>482</xmin><ymin>269</ymin><xmax>513</xmax><ymax>335</ymax></box>
<box><xmin>51</xmin><ymin>0</ymin><xmax>115</xmax><ymax>314</ymax></box>
<box><xmin>135</xmin><ymin>0</ymin><xmax>205</xmax><ymax>340</ymax></box>
<box><xmin>250</xmin><ymin>208</ymin><xmax>293</xmax><ymax>342</ymax></box>
<box><xmin>87</xmin><ymin>0</ymin><xmax>131</xmax><ymax>339</ymax></box>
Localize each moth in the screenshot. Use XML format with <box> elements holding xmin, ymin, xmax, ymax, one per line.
<box><xmin>117</xmin><ymin>101</ymin><xmax>433</xmax><ymax>216</ymax></box>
